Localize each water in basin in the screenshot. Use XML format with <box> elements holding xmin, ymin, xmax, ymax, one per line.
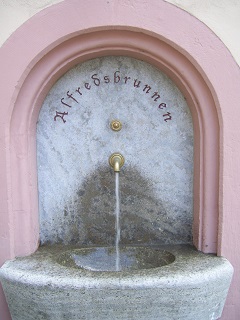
<box><xmin>57</xmin><ymin>246</ymin><xmax>175</xmax><ymax>271</ymax></box>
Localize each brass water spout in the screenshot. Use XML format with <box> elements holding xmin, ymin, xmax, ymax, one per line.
<box><xmin>109</xmin><ymin>153</ymin><xmax>125</xmax><ymax>172</ymax></box>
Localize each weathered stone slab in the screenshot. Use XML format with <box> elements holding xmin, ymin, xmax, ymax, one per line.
<box><xmin>37</xmin><ymin>56</ymin><xmax>194</xmax><ymax>246</ymax></box>
<box><xmin>0</xmin><ymin>245</ymin><xmax>233</xmax><ymax>320</ymax></box>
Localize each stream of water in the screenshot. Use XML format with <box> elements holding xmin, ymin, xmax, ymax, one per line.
<box><xmin>115</xmin><ymin>172</ymin><xmax>121</xmax><ymax>271</ymax></box>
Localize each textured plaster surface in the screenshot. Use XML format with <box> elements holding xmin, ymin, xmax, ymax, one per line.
<box><xmin>0</xmin><ymin>0</ymin><xmax>63</xmax><ymax>46</ymax></box>
<box><xmin>1</xmin><ymin>0</ymin><xmax>240</xmax><ymax>66</ymax></box>
<box><xmin>37</xmin><ymin>56</ymin><xmax>193</xmax><ymax>246</ymax></box>
<box><xmin>0</xmin><ymin>245</ymin><xmax>233</xmax><ymax>320</ymax></box>
<box><xmin>165</xmin><ymin>0</ymin><xmax>240</xmax><ymax>66</ymax></box>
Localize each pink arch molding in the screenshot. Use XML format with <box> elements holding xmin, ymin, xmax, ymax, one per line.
<box><xmin>0</xmin><ymin>0</ymin><xmax>240</xmax><ymax>318</ymax></box>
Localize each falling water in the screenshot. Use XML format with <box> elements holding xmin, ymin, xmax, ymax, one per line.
<box><xmin>115</xmin><ymin>172</ymin><xmax>121</xmax><ymax>271</ymax></box>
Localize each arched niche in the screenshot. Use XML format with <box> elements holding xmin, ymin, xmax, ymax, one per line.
<box><xmin>2</xmin><ymin>1</ymin><xmax>240</xmax><ymax>318</ymax></box>
<box><xmin>1</xmin><ymin>0</ymin><xmax>239</xmax><ymax>267</ymax></box>
<box><xmin>8</xmin><ymin>29</ymin><xmax>218</xmax><ymax>255</ymax></box>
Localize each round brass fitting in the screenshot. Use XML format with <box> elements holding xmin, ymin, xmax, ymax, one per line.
<box><xmin>109</xmin><ymin>153</ymin><xmax>125</xmax><ymax>172</ymax></box>
<box><xmin>110</xmin><ymin>120</ymin><xmax>122</xmax><ymax>131</ymax></box>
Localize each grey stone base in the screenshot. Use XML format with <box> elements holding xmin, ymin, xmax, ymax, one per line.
<box><xmin>0</xmin><ymin>245</ymin><xmax>233</xmax><ymax>320</ymax></box>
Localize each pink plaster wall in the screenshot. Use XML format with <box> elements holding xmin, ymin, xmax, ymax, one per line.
<box><xmin>0</xmin><ymin>1</ymin><xmax>240</xmax><ymax>319</ymax></box>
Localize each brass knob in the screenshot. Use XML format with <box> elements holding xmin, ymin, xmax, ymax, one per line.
<box><xmin>110</xmin><ymin>120</ymin><xmax>122</xmax><ymax>131</ymax></box>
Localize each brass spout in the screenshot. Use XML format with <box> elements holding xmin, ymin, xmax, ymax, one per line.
<box><xmin>109</xmin><ymin>153</ymin><xmax>125</xmax><ymax>172</ymax></box>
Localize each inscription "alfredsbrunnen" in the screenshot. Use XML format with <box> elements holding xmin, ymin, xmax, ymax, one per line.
<box><xmin>54</xmin><ymin>70</ymin><xmax>172</xmax><ymax>124</ymax></box>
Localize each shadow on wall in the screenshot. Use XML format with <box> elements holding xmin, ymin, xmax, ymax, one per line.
<box><xmin>41</xmin><ymin>167</ymin><xmax>192</xmax><ymax>247</ymax></box>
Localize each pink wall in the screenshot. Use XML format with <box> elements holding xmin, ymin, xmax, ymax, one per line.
<box><xmin>0</xmin><ymin>1</ymin><xmax>240</xmax><ymax>318</ymax></box>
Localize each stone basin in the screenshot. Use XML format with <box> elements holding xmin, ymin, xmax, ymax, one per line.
<box><xmin>0</xmin><ymin>244</ymin><xmax>233</xmax><ymax>320</ymax></box>
<box><xmin>57</xmin><ymin>246</ymin><xmax>175</xmax><ymax>271</ymax></box>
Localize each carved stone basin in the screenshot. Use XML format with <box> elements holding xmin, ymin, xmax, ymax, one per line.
<box><xmin>57</xmin><ymin>246</ymin><xmax>175</xmax><ymax>271</ymax></box>
<box><xmin>0</xmin><ymin>245</ymin><xmax>233</xmax><ymax>320</ymax></box>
